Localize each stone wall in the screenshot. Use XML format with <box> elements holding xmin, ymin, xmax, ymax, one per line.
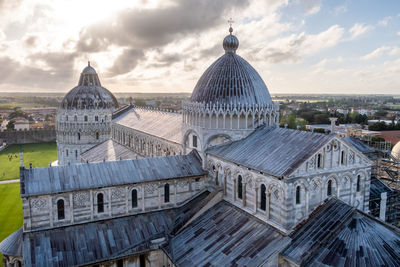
<box><xmin>23</xmin><ymin>175</ymin><xmax>207</xmax><ymax>232</ymax></box>
<box><xmin>0</xmin><ymin>128</ymin><xmax>55</xmax><ymax>144</ymax></box>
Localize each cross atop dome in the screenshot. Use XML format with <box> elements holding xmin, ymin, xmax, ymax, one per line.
<box><xmin>228</xmin><ymin>18</ymin><xmax>234</xmax><ymax>34</ymax></box>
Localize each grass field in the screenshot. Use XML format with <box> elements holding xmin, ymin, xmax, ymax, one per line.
<box><xmin>0</xmin><ymin>142</ymin><xmax>57</xmax><ymax>181</ymax></box>
<box><xmin>0</xmin><ymin>183</ymin><xmax>23</xmax><ymax>266</ymax></box>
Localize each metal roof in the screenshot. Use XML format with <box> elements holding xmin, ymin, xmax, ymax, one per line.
<box><xmin>167</xmin><ymin>201</ymin><xmax>289</xmax><ymax>266</ymax></box>
<box><xmin>0</xmin><ymin>227</ymin><xmax>22</xmax><ymax>257</ymax></box>
<box><xmin>21</xmin><ymin>152</ymin><xmax>205</xmax><ymax>197</ymax></box>
<box><xmin>207</xmin><ymin>126</ymin><xmax>334</xmax><ymax>177</ymax></box>
<box><xmin>81</xmin><ymin>139</ymin><xmax>141</xmax><ymax>163</ymax></box>
<box><xmin>60</xmin><ymin>63</ymin><xmax>119</xmax><ymax>110</ymax></box>
<box><xmin>190</xmin><ymin>31</ymin><xmax>272</xmax><ymax>106</ymax></box>
<box><xmin>113</xmin><ymin>107</ymin><xmax>182</xmax><ymax>144</ymax></box>
<box><xmin>23</xmin><ymin>192</ymin><xmax>210</xmax><ymax>266</ymax></box>
<box><xmin>343</xmin><ymin>137</ymin><xmax>375</xmax><ymax>154</ymax></box>
<box><xmin>282</xmin><ymin>198</ymin><xmax>400</xmax><ymax>266</ymax></box>
<box><xmin>370</xmin><ymin>177</ymin><xmax>395</xmax><ymax>200</ymax></box>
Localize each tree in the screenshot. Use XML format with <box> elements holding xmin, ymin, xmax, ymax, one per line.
<box><xmin>6</xmin><ymin>120</ymin><xmax>15</xmax><ymax>130</ymax></box>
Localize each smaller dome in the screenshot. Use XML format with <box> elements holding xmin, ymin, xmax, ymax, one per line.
<box><xmin>60</xmin><ymin>63</ymin><xmax>118</xmax><ymax>110</ymax></box>
<box><xmin>391</xmin><ymin>142</ymin><xmax>400</xmax><ymax>161</ymax></box>
<box><xmin>223</xmin><ymin>27</ymin><xmax>239</xmax><ymax>53</ymax></box>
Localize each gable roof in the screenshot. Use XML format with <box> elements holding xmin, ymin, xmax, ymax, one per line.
<box><xmin>113</xmin><ymin>107</ymin><xmax>182</xmax><ymax>144</ymax></box>
<box><xmin>281</xmin><ymin>198</ymin><xmax>400</xmax><ymax>266</ymax></box>
<box><xmin>81</xmin><ymin>139</ymin><xmax>140</xmax><ymax>163</ymax></box>
<box><xmin>167</xmin><ymin>200</ymin><xmax>289</xmax><ymax>267</ymax></box>
<box><xmin>21</xmin><ymin>152</ymin><xmax>206</xmax><ymax>197</ymax></box>
<box><xmin>207</xmin><ymin>126</ymin><xmax>334</xmax><ymax>177</ymax></box>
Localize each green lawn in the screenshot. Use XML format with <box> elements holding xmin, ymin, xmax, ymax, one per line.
<box><xmin>0</xmin><ymin>183</ymin><xmax>23</xmax><ymax>266</ymax></box>
<box><xmin>0</xmin><ymin>142</ymin><xmax>57</xmax><ymax>181</ymax></box>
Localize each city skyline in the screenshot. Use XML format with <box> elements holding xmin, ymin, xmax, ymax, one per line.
<box><xmin>0</xmin><ymin>0</ymin><xmax>399</xmax><ymax>94</ymax></box>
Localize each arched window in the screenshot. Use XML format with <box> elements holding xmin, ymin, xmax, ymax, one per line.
<box><xmin>341</xmin><ymin>151</ymin><xmax>345</xmax><ymax>164</ymax></box>
<box><xmin>74</xmin><ymin>115</ymin><xmax>77</xmax><ymax>121</ymax></box>
<box><xmin>132</xmin><ymin>189</ymin><xmax>138</xmax><ymax>208</ymax></box>
<box><xmin>327</xmin><ymin>180</ymin><xmax>332</xmax><ymax>196</ymax></box>
<box><xmin>296</xmin><ymin>186</ymin><xmax>301</xmax><ymax>204</ymax></box>
<box><xmin>57</xmin><ymin>199</ymin><xmax>65</xmax><ymax>220</ymax></box>
<box><xmin>66</xmin><ymin>149</ymin><xmax>69</xmax><ymax>157</ymax></box>
<box><xmin>164</xmin><ymin>184</ymin><xmax>170</xmax><ymax>203</ymax></box>
<box><xmin>75</xmin><ymin>150</ymin><xmax>78</xmax><ymax>159</ymax></box>
<box><xmin>96</xmin><ymin>132</ymin><xmax>99</xmax><ymax>140</ymax></box>
<box><xmin>84</xmin><ymin>115</ymin><xmax>88</xmax><ymax>122</ymax></box>
<box><xmin>238</xmin><ymin>175</ymin><xmax>243</xmax><ymax>199</ymax></box>
<box><xmin>97</xmin><ymin>193</ymin><xmax>104</xmax><ymax>213</ymax></box>
<box><xmin>105</xmin><ymin>115</ymin><xmax>108</xmax><ymax>121</ymax></box>
<box><xmin>192</xmin><ymin>135</ymin><xmax>198</xmax><ymax>148</ymax></box>
<box><xmin>65</xmin><ymin>116</ymin><xmax>68</xmax><ymax>121</ymax></box>
<box><xmin>78</xmin><ymin>132</ymin><xmax>81</xmax><ymax>140</ymax></box>
<box><xmin>95</xmin><ymin>115</ymin><xmax>98</xmax><ymax>122</ymax></box>
<box><xmin>317</xmin><ymin>154</ymin><xmax>322</xmax><ymax>168</ymax></box>
<box><xmin>357</xmin><ymin>175</ymin><xmax>361</xmax><ymax>192</ymax></box>
<box><xmin>260</xmin><ymin>184</ymin><xmax>266</xmax><ymax>211</ymax></box>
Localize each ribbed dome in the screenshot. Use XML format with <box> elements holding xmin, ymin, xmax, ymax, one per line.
<box><xmin>190</xmin><ymin>29</ymin><xmax>272</xmax><ymax>106</ymax></box>
<box><xmin>61</xmin><ymin>62</ymin><xmax>119</xmax><ymax>109</ymax></box>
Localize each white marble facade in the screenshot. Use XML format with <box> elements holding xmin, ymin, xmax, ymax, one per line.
<box><xmin>206</xmin><ymin>137</ymin><xmax>371</xmax><ymax>233</ymax></box>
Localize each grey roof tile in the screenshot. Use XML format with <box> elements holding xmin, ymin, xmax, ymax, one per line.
<box><xmin>168</xmin><ymin>201</ymin><xmax>290</xmax><ymax>267</ymax></box>
<box><xmin>22</xmin><ymin>152</ymin><xmax>206</xmax><ymax>197</ymax></box>
<box><xmin>113</xmin><ymin>108</ymin><xmax>182</xmax><ymax>144</ymax></box>
<box><xmin>81</xmin><ymin>139</ymin><xmax>140</xmax><ymax>163</ymax></box>
<box><xmin>23</xmin><ymin>192</ymin><xmax>210</xmax><ymax>266</ymax></box>
<box><xmin>207</xmin><ymin>126</ymin><xmax>334</xmax><ymax>177</ymax></box>
<box><xmin>0</xmin><ymin>227</ymin><xmax>22</xmax><ymax>257</ymax></box>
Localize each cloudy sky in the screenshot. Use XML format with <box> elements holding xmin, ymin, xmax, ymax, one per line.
<box><xmin>0</xmin><ymin>0</ymin><xmax>399</xmax><ymax>94</ymax></box>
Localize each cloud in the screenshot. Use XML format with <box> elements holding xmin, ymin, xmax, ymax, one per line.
<box><xmin>257</xmin><ymin>25</ymin><xmax>344</xmax><ymax>63</ymax></box>
<box><xmin>107</xmin><ymin>49</ymin><xmax>145</xmax><ymax>75</ymax></box>
<box><xmin>349</xmin><ymin>23</ymin><xmax>373</xmax><ymax>39</ymax></box>
<box><xmin>361</xmin><ymin>46</ymin><xmax>400</xmax><ymax>60</ymax></box>
<box><xmin>332</xmin><ymin>4</ymin><xmax>347</xmax><ymax>15</ymax></box>
<box><xmin>361</xmin><ymin>46</ymin><xmax>391</xmax><ymax>60</ymax></box>
<box><xmin>397</xmin><ymin>31</ymin><xmax>400</xmax><ymax>37</ymax></box>
<box><xmin>76</xmin><ymin>0</ymin><xmax>249</xmax><ymax>53</ymax></box>
<box><xmin>300</xmin><ymin>0</ymin><xmax>321</xmax><ymax>15</ymax></box>
<box><xmin>378</xmin><ymin>16</ymin><xmax>392</xmax><ymax>26</ymax></box>
<box><xmin>0</xmin><ymin>55</ymin><xmax>75</xmax><ymax>90</ymax></box>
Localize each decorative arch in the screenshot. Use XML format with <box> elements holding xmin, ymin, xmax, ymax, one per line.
<box><xmin>183</xmin><ymin>129</ymin><xmax>201</xmax><ymax>148</ymax></box>
<box><xmin>325</xmin><ymin>175</ymin><xmax>339</xmax><ymax>197</ymax></box>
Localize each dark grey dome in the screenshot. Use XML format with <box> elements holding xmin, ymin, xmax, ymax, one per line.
<box><xmin>190</xmin><ymin>30</ymin><xmax>272</xmax><ymax>106</ymax></box>
<box><xmin>61</xmin><ymin>62</ymin><xmax>119</xmax><ymax>109</ymax></box>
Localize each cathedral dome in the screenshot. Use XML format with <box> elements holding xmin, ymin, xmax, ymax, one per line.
<box><xmin>61</xmin><ymin>62</ymin><xmax>119</xmax><ymax>109</ymax></box>
<box><xmin>190</xmin><ymin>28</ymin><xmax>272</xmax><ymax>106</ymax></box>
<box><xmin>391</xmin><ymin>141</ymin><xmax>400</xmax><ymax>161</ymax></box>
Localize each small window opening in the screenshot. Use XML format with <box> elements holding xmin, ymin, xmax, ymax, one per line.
<box><xmin>260</xmin><ymin>184</ymin><xmax>266</xmax><ymax>211</ymax></box>
<box><xmin>132</xmin><ymin>189</ymin><xmax>138</xmax><ymax>208</ymax></box>
<box><xmin>238</xmin><ymin>175</ymin><xmax>243</xmax><ymax>199</ymax></box>
<box><xmin>97</xmin><ymin>193</ymin><xmax>104</xmax><ymax>213</ymax></box>
<box><xmin>327</xmin><ymin>180</ymin><xmax>332</xmax><ymax>196</ymax></box>
<box><xmin>164</xmin><ymin>184</ymin><xmax>170</xmax><ymax>203</ymax></box>
<box><xmin>57</xmin><ymin>199</ymin><xmax>65</xmax><ymax>220</ymax></box>
<box><xmin>296</xmin><ymin>186</ymin><xmax>301</xmax><ymax>204</ymax></box>
<box><xmin>192</xmin><ymin>135</ymin><xmax>198</xmax><ymax>148</ymax></box>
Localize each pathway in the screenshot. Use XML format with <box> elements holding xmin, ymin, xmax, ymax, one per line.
<box><xmin>0</xmin><ymin>179</ymin><xmax>19</xmax><ymax>184</ymax></box>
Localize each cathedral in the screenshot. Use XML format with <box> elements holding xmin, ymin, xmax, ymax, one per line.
<box><xmin>1</xmin><ymin>27</ymin><xmax>400</xmax><ymax>267</ymax></box>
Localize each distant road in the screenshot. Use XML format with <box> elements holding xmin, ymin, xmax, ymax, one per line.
<box><xmin>0</xmin><ymin>179</ymin><xmax>19</xmax><ymax>184</ymax></box>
